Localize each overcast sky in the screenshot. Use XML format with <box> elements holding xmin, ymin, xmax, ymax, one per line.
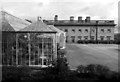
<box><xmin>0</xmin><ymin>0</ymin><xmax>119</xmax><ymax>24</ymax></box>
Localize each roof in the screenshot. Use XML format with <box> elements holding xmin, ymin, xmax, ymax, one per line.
<box><xmin>20</xmin><ymin>20</ymin><xmax>56</xmax><ymax>32</ymax></box>
<box><xmin>1</xmin><ymin>11</ymin><xmax>31</xmax><ymax>31</ymax></box>
<box><xmin>48</xmin><ymin>25</ymin><xmax>65</xmax><ymax>33</ymax></box>
<box><xmin>44</xmin><ymin>20</ymin><xmax>116</xmax><ymax>26</ymax></box>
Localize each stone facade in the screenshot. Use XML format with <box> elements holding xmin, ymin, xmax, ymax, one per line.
<box><xmin>44</xmin><ymin>16</ymin><xmax>116</xmax><ymax>43</ymax></box>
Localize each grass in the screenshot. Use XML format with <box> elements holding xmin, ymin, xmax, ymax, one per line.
<box><xmin>66</xmin><ymin>44</ymin><xmax>118</xmax><ymax>72</ymax></box>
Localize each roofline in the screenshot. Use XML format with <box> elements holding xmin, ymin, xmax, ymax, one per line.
<box><xmin>45</xmin><ymin>19</ymin><xmax>115</xmax><ymax>21</ymax></box>
<box><xmin>2</xmin><ymin>31</ymin><xmax>57</xmax><ymax>33</ymax></box>
<box><xmin>53</xmin><ymin>24</ymin><xmax>116</xmax><ymax>26</ymax></box>
<box><xmin>1</xmin><ymin>10</ymin><xmax>30</xmax><ymax>25</ymax></box>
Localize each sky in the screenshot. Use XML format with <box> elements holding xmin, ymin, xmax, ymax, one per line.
<box><xmin>0</xmin><ymin>0</ymin><xmax>119</xmax><ymax>25</ymax></box>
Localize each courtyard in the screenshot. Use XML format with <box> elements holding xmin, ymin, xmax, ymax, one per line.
<box><xmin>66</xmin><ymin>44</ymin><xmax>118</xmax><ymax>72</ymax></box>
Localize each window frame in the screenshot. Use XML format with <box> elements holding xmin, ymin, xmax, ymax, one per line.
<box><xmin>107</xmin><ymin>29</ymin><xmax>111</xmax><ymax>33</ymax></box>
<box><xmin>78</xmin><ymin>36</ymin><xmax>82</xmax><ymax>40</ymax></box>
<box><xmin>91</xmin><ymin>36</ymin><xmax>94</xmax><ymax>40</ymax></box>
<box><xmin>72</xmin><ymin>29</ymin><xmax>75</xmax><ymax>32</ymax></box>
<box><xmin>84</xmin><ymin>36</ymin><xmax>88</xmax><ymax>40</ymax></box>
<box><xmin>106</xmin><ymin>36</ymin><xmax>111</xmax><ymax>40</ymax></box>
<box><xmin>85</xmin><ymin>29</ymin><xmax>88</xmax><ymax>32</ymax></box>
<box><xmin>100</xmin><ymin>36</ymin><xmax>104</xmax><ymax>40</ymax></box>
<box><xmin>64</xmin><ymin>29</ymin><xmax>68</xmax><ymax>32</ymax></box>
<box><xmin>101</xmin><ymin>29</ymin><xmax>104</xmax><ymax>32</ymax></box>
<box><xmin>78</xmin><ymin>29</ymin><xmax>82</xmax><ymax>32</ymax></box>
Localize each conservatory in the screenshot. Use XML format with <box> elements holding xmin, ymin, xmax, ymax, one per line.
<box><xmin>48</xmin><ymin>25</ymin><xmax>66</xmax><ymax>49</ymax></box>
<box><xmin>2</xmin><ymin>14</ymin><xmax>57</xmax><ymax>67</ymax></box>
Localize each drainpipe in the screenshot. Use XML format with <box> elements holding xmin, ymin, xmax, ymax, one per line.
<box><xmin>90</xmin><ymin>27</ymin><xmax>91</xmax><ymax>42</ymax></box>
<box><xmin>96</xmin><ymin>21</ymin><xmax>98</xmax><ymax>43</ymax></box>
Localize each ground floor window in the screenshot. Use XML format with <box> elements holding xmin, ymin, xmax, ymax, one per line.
<box><xmin>78</xmin><ymin>36</ymin><xmax>82</xmax><ymax>40</ymax></box>
<box><xmin>106</xmin><ymin>36</ymin><xmax>111</xmax><ymax>40</ymax></box>
<box><xmin>71</xmin><ymin>36</ymin><xmax>75</xmax><ymax>43</ymax></box>
<box><xmin>84</xmin><ymin>36</ymin><xmax>88</xmax><ymax>40</ymax></box>
<box><xmin>91</xmin><ymin>36</ymin><xmax>94</xmax><ymax>40</ymax></box>
<box><xmin>66</xmin><ymin>36</ymin><xmax>68</xmax><ymax>42</ymax></box>
<box><xmin>100</xmin><ymin>36</ymin><xmax>104</xmax><ymax>40</ymax></box>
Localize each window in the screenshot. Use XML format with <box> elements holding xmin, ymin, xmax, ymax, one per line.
<box><xmin>84</xmin><ymin>36</ymin><xmax>88</xmax><ymax>40</ymax></box>
<box><xmin>78</xmin><ymin>36</ymin><xmax>82</xmax><ymax>40</ymax></box>
<box><xmin>60</xmin><ymin>29</ymin><xmax>62</xmax><ymax>31</ymax></box>
<box><xmin>71</xmin><ymin>36</ymin><xmax>75</xmax><ymax>42</ymax></box>
<box><xmin>100</xmin><ymin>36</ymin><xmax>104</xmax><ymax>40</ymax></box>
<box><xmin>85</xmin><ymin>29</ymin><xmax>88</xmax><ymax>32</ymax></box>
<box><xmin>101</xmin><ymin>29</ymin><xmax>104</xmax><ymax>32</ymax></box>
<box><xmin>72</xmin><ymin>29</ymin><xmax>75</xmax><ymax>32</ymax></box>
<box><xmin>79</xmin><ymin>29</ymin><xmax>82</xmax><ymax>32</ymax></box>
<box><xmin>66</xmin><ymin>36</ymin><xmax>68</xmax><ymax>42</ymax></box>
<box><xmin>92</xmin><ymin>29</ymin><xmax>95</xmax><ymax>32</ymax></box>
<box><xmin>65</xmin><ymin>29</ymin><xmax>68</xmax><ymax>32</ymax></box>
<box><xmin>106</xmin><ymin>36</ymin><xmax>111</xmax><ymax>40</ymax></box>
<box><xmin>107</xmin><ymin>29</ymin><xmax>111</xmax><ymax>33</ymax></box>
<box><xmin>91</xmin><ymin>36</ymin><xmax>94</xmax><ymax>40</ymax></box>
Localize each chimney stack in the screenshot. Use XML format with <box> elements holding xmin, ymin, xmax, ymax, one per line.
<box><xmin>78</xmin><ymin>16</ymin><xmax>82</xmax><ymax>22</ymax></box>
<box><xmin>70</xmin><ymin>16</ymin><xmax>74</xmax><ymax>21</ymax></box>
<box><xmin>85</xmin><ymin>16</ymin><xmax>90</xmax><ymax>23</ymax></box>
<box><xmin>54</xmin><ymin>15</ymin><xmax>58</xmax><ymax>21</ymax></box>
<box><xmin>37</xmin><ymin>16</ymin><xmax>42</xmax><ymax>21</ymax></box>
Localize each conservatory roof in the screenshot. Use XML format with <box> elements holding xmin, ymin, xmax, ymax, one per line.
<box><xmin>0</xmin><ymin>11</ymin><xmax>31</xmax><ymax>31</ymax></box>
<box><xmin>20</xmin><ymin>20</ymin><xmax>56</xmax><ymax>32</ymax></box>
<box><xmin>48</xmin><ymin>25</ymin><xmax>65</xmax><ymax>34</ymax></box>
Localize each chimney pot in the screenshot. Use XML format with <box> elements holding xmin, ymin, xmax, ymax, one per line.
<box><xmin>85</xmin><ymin>16</ymin><xmax>90</xmax><ymax>22</ymax></box>
<box><xmin>37</xmin><ymin>16</ymin><xmax>42</xmax><ymax>21</ymax></box>
<box><xmin>70</xmin><ymin>16</ymin><xmax>74</xmax><ymax>21</ymax></box>
<box><xmin>54</xmin><ymin>15</ymin><xmax>58</xmax><ymax>21</ymax></box>
<box><xmin>78</xmin><ymin>16</ymin><xmax>82</xmax><ymax>22</ymax></box>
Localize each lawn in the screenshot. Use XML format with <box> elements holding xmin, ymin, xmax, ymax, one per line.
<box><xmin>66</xmin><ymin>44</ymin><xmax>118</xmax><ymax>72</ymax></box>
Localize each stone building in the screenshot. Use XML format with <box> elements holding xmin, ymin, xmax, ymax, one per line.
<box><xmin>44</xmin><ymin>15</ymin><xmax>116</xmax><ymax>43</ymax></box>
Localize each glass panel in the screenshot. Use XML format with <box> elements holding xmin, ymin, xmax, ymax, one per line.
<box><xmin>2</xmin><ymin>32</ymin><xmax>56</xmax><ymax>67</ymax></box>
<box><xmin>2</xmin><ymin>32</ymin><xmax>16</xmax><ymax>66</ymax></box>
<box><xmin>18</xmin><ymin>33</ymin><xmax>29</xmax><ymax>65</ymax></box>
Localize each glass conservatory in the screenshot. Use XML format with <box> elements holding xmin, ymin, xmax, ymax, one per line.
<box><xmin>2</xmin><ymin>32</ymin><xmax>57</xmax><ymax>67</ymax></box>
<box><xmin>2</xmin><ymin>16</ymin><xmax>57</xmax><ymax>67</ymax></box>
<box><xmin>48</xmin><ymin>25</ymin><xmax>66</xmax><ymax>49</ymax></box>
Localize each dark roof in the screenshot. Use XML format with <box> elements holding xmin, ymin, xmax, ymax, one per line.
<box><xmin>44</xmin><ymin>20</ymin><xmax>116</xmax><ymax>26</ymax></box>
<box><xmin>0</xmin><ymin>11</ymin><xmax>31</xmax><ymax>31</ymax></box>
<box><xmin>0</xmin><ymin>11</ymin><xmax>15</xmax><ymax>31</ymax></box>
<box><xmin>48</xmin><ymin>25</ymin><xmax>65</xmax><ymax>33</ymax></box>
<box><xmin>2</xmin><ymin>20</ymin><xmax>15</xmax><ymax>31</ymax></box>
<box><xmin>20</xmin><ymin>20</ymin><xmax>56</xmax><ymax>32</ymax></box>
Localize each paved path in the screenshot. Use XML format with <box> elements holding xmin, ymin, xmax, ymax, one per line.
<box><xmin>66</xmin><ymin>44</ymin><xmax>118</xmax><ymax>71</ymax></box>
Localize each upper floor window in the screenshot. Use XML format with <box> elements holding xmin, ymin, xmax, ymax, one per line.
<box><xmin>65</xmin><ymin>29</ymin><xmax>68</xmax><ymax>32</ymax></box>
<box><xmin>72</xmin><ymin>29</ymin><xmax>75</xmax><ymax>32</ymax></box>
<box><xmin>85</xmin><ymin>29</ymin><xmax>88</xmax><ymax>32</ymax></box>
<box><xmin>60</xmin><ymin>29</ymin><xmax>62</xmax><ymax>31</ymax></box>
<box><xmin>100</xmin><ymin>36</ymin><xmax>104</xmax><ymax>40</ymax></box>
<box><xmin>79</xmin><ymin>29</ymin><xmax>82</xmax><ymax>32</ymax></box>
<box><xmin>101</xmin><ymin>29</ymin><xmax>104</xmax><ymax>32</ymax></box>
<box><xmin>107</xmin><ymin>29</ymin><xmax>111</xmax><ymax>33</ymax></box>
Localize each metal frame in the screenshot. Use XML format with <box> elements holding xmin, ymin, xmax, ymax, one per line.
<box><xmin>2</xmin><ymin>31</ymin><xmax>57</xmax><ymax>67</ymax></box>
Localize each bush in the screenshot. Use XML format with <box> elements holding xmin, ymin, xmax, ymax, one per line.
<box><xmin>76</xmin><ymin>64</ymin><xmax>119</xmax><ymax>80</ymax></box>
<box><xmin>2</xmin><ymin>66</ymin><xmax>32</xmax><ymax>81</ymax></box>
